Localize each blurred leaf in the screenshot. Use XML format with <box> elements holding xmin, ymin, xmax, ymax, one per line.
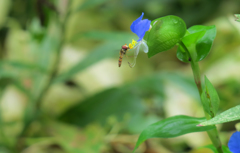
<box><xmin>133</xmin><ymin>115</ymin><xmax>215</xmax><ymax>152</ymax></box>
<box><xmin>0</xmin><ymin>61</ymin><xmax>35</xmax><ymax>99</ymax></box>
<box><xmin>199</xmin><ymin>105</ymin><xmax>240</xmax><ymax>126</ymax></box>
<box><xmin>0</xmin><ymin>146</ymin><xmax>10</xmax><ymax>153</ymax></box>
<box><xmin>0</xmin><ymin>61</ymin><xmax>48</xmax><ymax>73</ymax></box>
<box><xmin>234</xmin><ymin>14</ymin><xmax>240</xmax><ymax>22</ymax></box>
<box><xmin>0</xmin><ymin>0</ymin><xmax>11</xmax><ymax>29</ymax></box>
<box><xmin>54</xmin><ymin>42</ymin><xmax>116</xmax><ymax>83</ymax></box>
<box><xmin>0</xmin><ymin>75</ymin><xmax>31</xmax><ymax>99</ymax></box>
<box><xmin>29</xmin><ymin>18</ymin><xmax>45</xmax><ymax>41</ymax></box>
<box><xmin>146</xmin><ymin>15</ymin><xmax>186</xmax><ymax>58</ymax></box>
<box><xmin>0</xmin><ymin>78</ymin><xmax>12</xmax><ymax>90</ymax></box>
<box><xmin>201</xmin><ymin>76</ymin><xmax>220</xmax><ymax>117</ymax></box>
<box><xmin>127</xmin><ymin>75</ymin><xmax>165</xmax><ymax>97</ymax></box>
<box><xmin>203</xmin><ymin>144</ymin><xmax>231</xmax><ymax>153</ymax></box>
<box><xmin>54</xmin><ymin>40</ymin><xmax>131</xmax><ymax>83</ymax></box>
<box><xmin>57</xmin><ymin>123</ymin><xmax>105</xmax><ymax>153</ymax></box>
<box><xmin>25</xmin><ymin>121</ymin><xmax>106</xmax><ymax>153</ymax></box>
<box><xmin>177</xmin><ymin>31</ymin><xmax>206</xmax><ymax>63</ymax></box>
<box><xmin>12</xmin><ymin>79</ymin><xmax>32</xmax><ymax>99</ymax></box>
<box><xmin>56</xmin><ymin>30</ymin><xmax>136</xmax><ymax>83</ymax></box>
<box><xmin>127</xmin><ymin>114</ymin><xmax>161</xmax><ymax>134</ymax></box>
<box><xmin>0</xmin><ymin>77</ymin><xmax>13</xmax><ymax>151</ymax></box>
<box><xmin>160</xmin><ymin>72</ymin><xmax>199</xmax><ymax>101</ymax></box>
<box><xmin>59</xmin><ymin>88</ymin><xmax>145</xmax><ymax>126</ymax></box>
<box><xmin>59</xmin><ymin>75</ymin><xmax>166</xmax><ymax>132</ymax></box>
<box><xmin>38</xmin><ymin>34</ymin><xmax>60</xmax><ymax>69</ymax></box>
<box><xmin>70</xmin><ymin>31</ymin><xmax>135</xmax><ymax>42</ymax></box>
<box><xmin>75</xmin><ymin>0</ymin><xmax>108</xmax><ymax>12</ymax></box>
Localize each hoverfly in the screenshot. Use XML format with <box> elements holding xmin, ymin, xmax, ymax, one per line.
<box><xmin>118</xmin><ymin>40</ymin><xmax>138</xmax><ymax>68</ymax></box>
<box><xmin>118</xmin><ymin>44</ymin><xmax>130</xmax><ymax>67</ymax></box>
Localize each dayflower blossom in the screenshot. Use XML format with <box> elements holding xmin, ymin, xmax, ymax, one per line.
<box><xmin>228</xmin><ymin>131</ymin><xmax>240</xmax><ymax>153</ymax></box>
<box><xmin>128</xmin><ymin>12</ymin><xmax>151</xmax><ymax>67</ymax></box>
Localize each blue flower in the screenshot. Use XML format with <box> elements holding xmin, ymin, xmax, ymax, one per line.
<box><xmin>228</xmin><ymin>131</ymin><xmax>240</xmax><ymax>153</ymax></box>
<box><xmin>127</xmin><ymin>12</ymin><xmax>151</xmax><ymax>68</ymax></box>
<box><xmin>130</xmin><ymin>12</ymin><xmax>151</xmax><ymax>42</ymax></box>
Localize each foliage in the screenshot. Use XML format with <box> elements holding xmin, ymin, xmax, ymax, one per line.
<box><xmin>0</xmin><ymin>0</ymin><xmax>239</xmax><ymax>153</ymax></box>
<box><xmin>177</xmin><ymin>25</ymin><xmax>216</xmax><ymax>62</ymax></box>
<box><xmin>133</xmin><ymin>115</ymin><xmax>215</xmax><ymax>152</ymax></box>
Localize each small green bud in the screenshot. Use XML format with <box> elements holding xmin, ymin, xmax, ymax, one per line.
<box><xmin>144</xmin><ymin>15</ymin><xmax>187</xmax><ymax>58</ymax></box>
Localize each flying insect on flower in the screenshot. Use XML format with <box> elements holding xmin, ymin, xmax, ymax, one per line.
<box><xmin>119</xmin><ymin>12</ymin><xmax>151</xmax><ymax>68</ymax></box>
<box><xmin>228</xmin><ymin>131</ymin><xmax>240</xmax><ymax>153</ymax></box>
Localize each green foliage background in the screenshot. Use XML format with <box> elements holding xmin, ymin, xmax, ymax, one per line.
<box><xmin>0</xmin><ymin>0</ymin><xmax>240</xmax><ymax>153</ymax></box>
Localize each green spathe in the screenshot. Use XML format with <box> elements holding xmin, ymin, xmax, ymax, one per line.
<box><xmin>144</xmin><ymin>15</ymin><xmax>187</xmax><ymax>58</ymax></box>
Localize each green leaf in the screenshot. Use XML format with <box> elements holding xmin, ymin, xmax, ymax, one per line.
<box><xmin>145</xmin><ymin>15</ymin><xmax>187</xmax><ymax>58</ymax></box>
<box><xmin>133</xmin><ymin>115</ymin><xmax>215</xmax><ymax>152</ymax></box>
<box><xmin>201</xmin><ymin>76</ymin><xmax>220</xmax><ymax>117</ymax></box>
<box><xmin>59</xmin><ymin>88</ymin><xmax>145</xmax><ymax>126</ymax></box>
<box><xmin>177</xmin><ymin>25</ymin><xmax>216</xmax><ymax>62</ymax></box>
<box><xmin>234</xmin><ymin>14</ymin><xmax>240</xmax><ymax>22</ymax></box>
<box><xmin>177</xmin><ymin>31</ymin><xmax>206</xmax><ymax>62</ymax></box>
<box><xmin>203</xmin><ymin>144</ymin><xmax>231</xmax><ymax>153</ymax></box>
<box><xmin>199</xmin><ymin>105</ymin><xmax>240</xmax><ymax>126</ymax></box>
<box><xmin>189</xmin><ymin>25</ymin><xmax>216</xmax><ymax>61</ymax></box>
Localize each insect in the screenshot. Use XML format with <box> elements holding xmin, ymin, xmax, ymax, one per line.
<box><xmin>118</xmin><ymin>44</ymin><xmax>130</xmax><ymax>67</ymax></box>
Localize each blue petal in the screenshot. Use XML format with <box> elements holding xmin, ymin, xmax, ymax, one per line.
<box><xmin>130</xmin><ymin>12</ymin><xmax>151</xmax><ymax>42</ymax></box>
<box><xmin>130</xmin><ymin>12</ymin><xmax>144</xmax><ymax>30</ymax></box>
<box><xmin>228</xmin><ymin>131</ymin><xmax>240</xmax><ymax>153</ymax></box>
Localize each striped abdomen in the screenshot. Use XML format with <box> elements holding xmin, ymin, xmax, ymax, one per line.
<box><xmin>118</xmin><ymin>51</ymin><xmax>124</xmax><ymax>67</ymax></box>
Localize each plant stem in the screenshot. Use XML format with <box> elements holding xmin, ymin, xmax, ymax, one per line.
<box><xmin>179</xmin><ymin>41</ymin><xmax>223</xmax><ymax>153</ymax></box>
<box><xmin>16</xmin><ymin>0</ymin><xmax>72</xmax><ymax>149</ymax></box>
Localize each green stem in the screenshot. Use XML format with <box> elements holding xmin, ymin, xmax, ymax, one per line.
<box><xmin>16</xmin><ymin>0</ymin><xmax>72</xmax><ymax>150</ymax></box>
<box><xmin>179</xmin><ymin>41</ymin><xmax>223</xmax><ymax>153</ymax></box>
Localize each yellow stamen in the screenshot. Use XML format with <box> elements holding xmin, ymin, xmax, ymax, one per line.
<box><xmin>132</xmin><ymin>39</ymin><xmax>137</xmax><ymax>46</ymax></box>
<box><xmin>128</xmin><ymin>39</ymin><xmax>137</xmax><ymax>49</ymax></box>
<box><xmin>129</xmin><ymin>43</ymin><xmax>133</xmax><ymax>49</ymax></box>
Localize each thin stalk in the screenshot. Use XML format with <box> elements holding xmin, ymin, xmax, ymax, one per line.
<box><xmin>16</xmin><ymin>0</ymin><xmax>72</xmax><ymax>149</ymax></box>
<box><xmin>179</xmin><ymin>41</ymin><xmax>223</xmax><ymax>153</ymax></box>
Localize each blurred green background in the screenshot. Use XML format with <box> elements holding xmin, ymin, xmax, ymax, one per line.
<box><xmin>0</xmin><ymin>0</ymin><xmax>240</xmax><ymax>153</ymax></box>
